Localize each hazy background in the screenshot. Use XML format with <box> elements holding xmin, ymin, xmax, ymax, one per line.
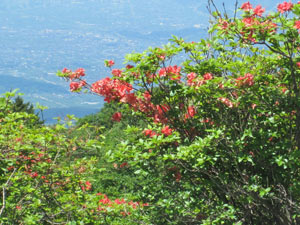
<box><xmin>0</xmin><ymin>0</ymin><xmax>288</xmax><ymax>123</ymax></box>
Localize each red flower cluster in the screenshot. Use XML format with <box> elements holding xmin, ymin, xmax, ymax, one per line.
<box><xmin>218</xmin><ymin>97</ymin><xmax>234</xmax><ymax>108</ymax></box>
<box><xmin>112</xmin><ymin>112</ymin><xmax>122</xmax><ymax>122</ymax></box>
<box><xmin>112</xmin><ymin>69</ymin><xmax>123</xmax><ymax>77</ymax></box>
<box><xmin>96</xmin><ymin>193</ymin><xmax>148</xmax><ymax>215</ymax></box>
<box><xmin>187</xmin><ymin>72</ymin><xmax>213</xmax><ymax>87</ymax></box>
<box><xmin>294</xmin><ymin>21</ymin><xmax>300</xmax><ymax>33</ymax></box>
<box><xmin>277</xmin><ymin>1</ymin><xmax>293</xmax><ymax>13</ymax></box>
<box><xmin>61</xmin><ymin>68</ymin><xmax>87</xmax><ymax>92</ymax></box>
<box><xmin>187</xmin><ymin>72</ymin><xmax>197</xmax><ymax>86</ymax></box>
<box><xmin>159</xmin><ymin>65</ymin><xmax>181</xmax><ymax>80</ymax></box>
<box><xmin>81</xmin><ymin>181</ymin><xmax>92</xmax><ymax>191</ymax></box>
<box><xmin>144</xmin><ymin>129</ymin><xmax>158</xmax><ymax>138</ymax></box>
<box><xmin>253</xmin><ymin>5</ymin><xmax>265</xmax><ymax>17</ymax></box>
<box><xmin>185</xmin><ymin>105</ymin><xmax>196</xmax><ymax>119</ymax></box>
<box><xmin>107</xmin><ymin>60</ymin><xmax>115</xmax><ymax>67</ymax></box>
<box><xmin>161</xmin><ymin>126</ymin><xmax>173</xmax><ymax>136</ymax></box>
<box><xmin>91</xmin><ymin>77</ymin><xmax>133</xmax><ymax>103</ymax></box>
<box><xmin>238</xmin><ymin>3</ymin><xmax>279</xmax><ymax>43</ymax></box>
<box><xmin>153</xmin><ymin>104</ymin><xmax>170</xmax><ymax>124</ymax></box>
<box><xmin>119</xmin><ymin>162</ymin><xmax>128</xmax><ymax>168</ymax></box>
<box><xmin>62</xmin><ymin>68</ymin><xmax>86</xmax><ymax>80</ymax></box>
<box><xmin>236</xmin><ymin>73</ymin><xmax>254</xmax><ymax>87</ymax></box>
<box><xmin>241</xmin><ymin>2</ymin><xmax>265</xmax><ymax>17</ymax></box>
<box><xmin>203</xmin><ymin>73</ymin><xmax>213</xmax><ymax>80</ymax></box>
<box><xmin>91</xmin><ymin>79</ymin><xmax>169</xmax><ymax>125</ymax></box>
<box><xmin>219</xmin><ymin>19</ymin><xmax>230</xmax><ymax>30</ymax></box>
<box><xmin>241</xmin><ymin>2</ymin><xmax>252</xmax><ymax>11</ymax></box>
<box><xmin>30</xmin><ymin>172</ymin><xmax>38</xmax><ymax>178</ymax></box>
<box><xmin>69</xmin><ymin>80</ymin><xmax>87</xmax><ymax>92</ymax></box>
<box><xmin>126</xmin><ymin>64</ymin><xmax>134</xmax><ymax>69</ymax></box>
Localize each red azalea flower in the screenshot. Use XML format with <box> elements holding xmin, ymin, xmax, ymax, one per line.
<box><xmin>277</xmin><ymin>1</ymin><xmax>293</xmax><ymax>13</ymax></box>
<box><xmin>218</xmin><ymin>97</ymin><xmax>234</xmax><ymax>108</ymax></box>
<box><xmin>108</xmin><ymin>60</ymin><xmax>115</xmax><ymax>67</ymax></box>
<box><xmin>119</xmin><ymin>162</ymin><xmax>128</xmax><ymax>168</ymax></box>
<box><xmin>159</xmin><ymin>65</ymin><xmax>181</xmax><ymax>80</ymax></box>
<box><xmin>70</xmin><ymin>82</ymin><xmax>80</xmax><ymax>92</ymax></box>
<box><xmin>219</xmin><ymin>19</ymin><xmax>229</xmax><ymax>30</ymax></box>
<box><xmin>144</xmin><ymin>129</ymin><xmax>157</xmax><ymax>138</ymax></box>
<box><xmin>236</xmin><ymin>73</ymin><xmax>254</xmax><ymax>87</ymax></box>
<box><xmin>126</xmin><ymin>64</ymin><xmax>134</xmax><ymax>69</ymax></box>
<box><xmin>85</xmin><ymin>181</ymin><xmax>92</xmax><ymax>190</ymax></box>
<box><xmin>143</xmin><ymin>91</ymin><xmax>152</xmax><ymax>101</ymax></box>
<box><xmin>294</xmin><ymin>21</ymin><xmax>300</xmax><ymax>30</ymax></box>
<box><xmin>112</xmin><ymin>69</ymin><xmax>123</xmax><ymax>77</ymax></box>
<box><xmin>241</xmin><ymin>1</ymin><xmax>253</xmax><ymax>11</ymax></box>
<box><xmin>253</xmin><ymin>5</ymin><xmax>265</xmax><ymax>16</ymax></box>
<box><xmin>187</xmin><ymin>72</ymin><xmax>197</xmax><ymax>86</ymax></box>
<box><xmin>91</xmin><ymin>77</ymin><xmax>133</xmax><ymax>103</ymax></box>
<box><xmin>242</xmin><ymin>17</ymin><xmax>255</xmax><ymax>27</ymax></box>
<box><xmin>30</xmin><ymin>172</ymin><xmax>38</xmax><ymax>178</ymax></box>
<box><xmin>62</xmin><ymin>68</ymin><xmax>71</xmax><ymax>74</ymax></box>
<box><xmin>112</xmin><ymin>112</ymin><xmax>122</xmax><ymax>122</ymax></box>
<box><xmin>297</xmin><ymin>62</ymin><xmax>300</xmax><ymax>68</ymax></box>
<box><xmin>203</xmin><ymin>73</ymin><xmax>213</xmax><ymax>80</ymax></box>
<box><xmin>75</xmin><ymin>68</ymin><xmax>85</xmax><ymax>77</ymax></box>
<box><xmin>161</xmin><ymin>126</ymin><xmax>173</xmax><ymax>136</ymax></box>
<box><xmin>185</xmin><ymin>105</ymin><xmax>196</xmax><ymax>119</ymax></box>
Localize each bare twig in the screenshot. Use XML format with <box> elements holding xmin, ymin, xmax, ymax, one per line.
<box><xmin>0</xmin><ymin>168</ymin><xmax>17</xmax><ymax>217</ymax></box>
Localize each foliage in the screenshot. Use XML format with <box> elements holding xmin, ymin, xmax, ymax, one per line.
<box><xmin>0</xmin><ymin>91</ymin><xmax>149</xmax><ymax>224</ymax></box>
<box><xmin>57</xmin><ymin>1</ymin><xmax>300</xmax><ymax>224</ymax></box>
<box><xmin>70</xmin><ymin>102</ymin><xmax>149</xmax><ymax>206</ymax></box>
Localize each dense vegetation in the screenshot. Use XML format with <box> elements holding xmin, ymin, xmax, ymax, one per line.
<box><xmin>2</xmin><ymin>1</ymin><xmax>300</xmax><ymax>224</ymax></box>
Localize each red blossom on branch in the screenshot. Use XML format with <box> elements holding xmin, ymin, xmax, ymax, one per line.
<box><xmin>75</xmin><ymin>68</ymin><xmax>85</xmax><ymax>76</ymax></box>
<box><xmin>218</xmin><ymin>19</ymin><xmax>230</xmax><ymax>30</ymax></box>
<box><xmin>203</xmin><ymin>73</ymin><xmax>213</xmax><ymax>80</ymax></box>
<box><xmin>112</xmin><ymin>69</ymin><xmax>123</xmax><ymax>77</ymax></box>
<box><xmin>241</xmin><ymin>2</ymin><xmax>253</xmax><ymax>11</ymax></box>
<box><xmin>277</xmin><ymin>1</ymin><xmax>293</xmax><ymax>13</ymax></box>
<box><xmin>112</xmin><ymin>112</ymin><xmax>122</xmax><ymax>122</ymax></box>
<box><xmin>70</xmin><ymin>82</ymin><xmax>80</xmax><ymax>92</ymax></box>
<box><xmin>253</xmin><ymin>5</ymin><xmax>265</xmax><ymax>17</ymax></box>
<box><xmin>218</xmin><ymin>97</ymin><xmax>234</xmax><ymax>108</ymax></box>
<box><xmin>144</xmin><ymin>129</ymin><xmax>157</xmax><ymax>138</ymax></box>
<box><xmin>126</xmin><ymin>64</ymin><xmax>134</xmax><ymax>69</ymax></box>
<box><xmin>108</xmin><ymin>60</ymin><xmax>115</xmax><ymax>67</ymax></box>
<box><xmin>62</xmin><ymin>68</ymin><xmax>71</xmax><ymax>74</ymax></box>
<box><xmin>30</xmin><ymin>172</ymin><xmax>38</xmax><ymax>178</ymax></box>
<box><xmin>119</xmin><ymin>162</ymin><xmax>128</xmax><ymax>168</ymax></box>
<box><xmin>294</xmin><ymin>21</ymin><xmax>300</xmax><ymax>31</ymax></box>
<box><xmin>159</xmin><ymin>65</ymin><xmax>181</xmax><ymax>80</ymax></box>
<box><xmin>161</xmin><ymin>126</ymin><xmax>173</xmax><ymax>136</ymax></box>
<box><xmin>185</xmin><ymin>105</ymin><xmax>196</xmax><ymax>119</ymax></box>
<box><xmin>236</xmin><ymin>73</ymin><xmax>254</xmax><ymax>87</ymax></box>
<box><xmin>187</xmin><ymin>72</ymin><xmax>197</xmax><ymax>86</ymax></box>
<box><xmin>91</xmin><ymin>77</ymin><xmax>133</xmax><ymax>103</ymax></box>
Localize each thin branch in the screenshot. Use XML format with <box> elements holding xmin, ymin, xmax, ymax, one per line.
<box><xmin>0</xmin><ymin>168</ymin><xmax>17</xmax><ymax>217</ymax></box>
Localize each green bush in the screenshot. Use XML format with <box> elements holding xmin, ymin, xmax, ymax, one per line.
<box><xmin>58</xmin><ymin>1</ymin><xmax>300</xmax><ymax>224</ymax></box>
